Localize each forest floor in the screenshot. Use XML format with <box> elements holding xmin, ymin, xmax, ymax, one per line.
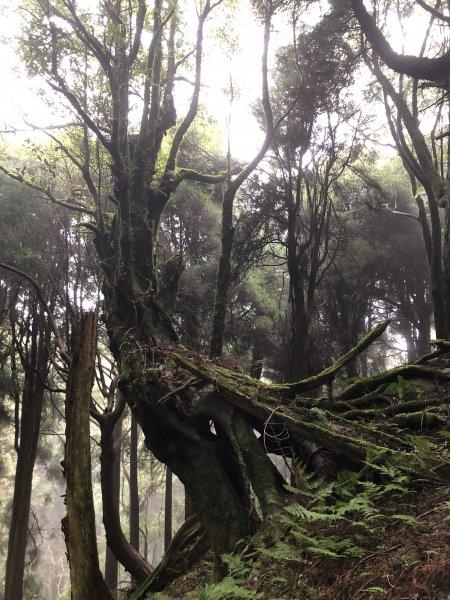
<box><xmin>158</xmin><ymin>485</ymin><xmax>450</xmax><ymax>599</ymax></box>
<box><xmin>144</xmin><ymin>352</ymin><xmax>450</xmax><ymax>600</ymax></box>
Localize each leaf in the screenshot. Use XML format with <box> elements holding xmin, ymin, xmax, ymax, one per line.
<box><xmin>384</xmin><ymin>382</ymin><xmax>398</xmax><ymax>395</ymax></box>
<box><xmin>390</xmin><ymin>514</ymin><xmax>419</xmax><ymax>525</ymax></box>
<box><xmin>411</xmin><ymin>435</ymin><xmax>432</xmax><ymax>466</ymax></box>
<box><xmin>397</xmin><ymin>375</ymin><xmax>405</xmax><ymax>400</ymax></box>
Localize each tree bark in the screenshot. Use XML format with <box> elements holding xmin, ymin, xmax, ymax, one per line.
<box><xmin>130</xmin><ymin>515</ymin><xmax>208</xmax><ymax>599</ymax></box>
<box><xmin>61</xmin><ymin>311</ymin><xmax>112</xmax><ymax>600</ymax></box>
<box><xmin>104</xmin><ymin>415</ymin><xmax>122</xmax><ymax>589</ymax></box>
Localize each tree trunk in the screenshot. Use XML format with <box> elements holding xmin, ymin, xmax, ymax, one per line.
<box><xmin>104</xmin><ymin>415</ymin><xmax>122</xmax><ymax>589</ymax></box>
<box><xmin>130</xmin><ymin>414</ymin><xmax>140</xmax><ymax>553</ymax></box>
<box><xmin>164</xmin><ymin>468</ymin><xmax>173</xmax><ymax>551</ymax></box>
<box><xmin>99</xmin><ymin>406</ymin><xmax>152</xmax><ymax>583</ymax></box>
<box><xmin>250</xmin><ymin>345</ymin><xmax>264</xmax><ymax>380</ymax></box>
<box><xmin>61</xmin><ymin>311</ymin><xmax>112</xmax><ymax>600</ymax></box>
<box><xmin>104</xmin><ymin>547</ymin><xmax>118</xmax><ymax>592</ymax></box>
<box><xmin>4</xmin><ymin>315</ymin><xmax>48</xmax><ymax>600</ymax></box>
<box><xmin>210</xmin><ymin>187</ymin><xmax>235</xmax><ymax>358</ymax></box>
<box><xmin>122</xmin><ymin>386</ymin><xmax>252</xmax><ymax>580</ymax></box>
<box><xmin>184</xmin><ymin>491</ymin><xmax>195</xmax><ymax>520</ymax></box>
<box><xmin>288</xmin><ymin>287</ymin><xmax>310</xmax><ymax>382</ymax></box>
<box><xmin>444</xmin><ymin>197</ymin><xmax>450</xmax><ymax>338</ymax></box>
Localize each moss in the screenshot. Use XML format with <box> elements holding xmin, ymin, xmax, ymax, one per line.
<box><xmin>391</xmin><ymin>411</ymin><xmax>446</xmax><ymax>429</ymax></box>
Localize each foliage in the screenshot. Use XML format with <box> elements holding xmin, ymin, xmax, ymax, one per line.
<box><xmin>174</xmin><ymin>453</ymin><xmax>450</xmax><ymax>598</ymax></box>
<box><xmin>189</xmin><ymin>554</ymin><xmax>263</xmax><ymax>599</ymax></box>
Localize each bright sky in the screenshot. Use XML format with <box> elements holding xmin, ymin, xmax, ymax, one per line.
<box><xmin>0</xmin><ymin>0</ymin><xmax>271</xmax><ymax>160</ymax></box>
<box><xmin>201</xmin><ymin>1</ymin><xmax>266</xmax><ymax>161</ymax></box>
<box><xmin>0</xmin><ymin>0</ymin><xmax>442</xmax><ymax>161</ymax></box>
<box><xmin>0</xmin><ymin>3</ymin><xmax>52</xmax><ymax>138</ymax></box>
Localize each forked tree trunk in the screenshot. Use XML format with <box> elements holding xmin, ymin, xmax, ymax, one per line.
<box><xmin>61</xmin><ymin>311</ymin><xmax>111</xmax><ymax>600</ymax></box>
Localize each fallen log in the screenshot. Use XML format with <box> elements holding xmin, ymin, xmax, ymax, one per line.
<box><xmin>338</xmin><ymin>364</ymin><xmax>450</xmax><ymax>401</ymax></box>
<box><xmin>166</xmin><ymin>322</ymin><xmax>450</xmax><ymax>480</ymax></box>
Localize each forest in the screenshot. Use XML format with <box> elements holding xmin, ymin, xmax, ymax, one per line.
<box><xmin>1</xmin><ymin>0</ymin><xmax>450</xmax><ymax>598</ymax></box>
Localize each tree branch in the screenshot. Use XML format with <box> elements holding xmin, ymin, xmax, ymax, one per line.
<box><xmin>0</xmin><ymin>263</ymin><xmax>71</xmax><ymax>365</ymax></box>
<box><xmin>415</xmin><ymin>0</ymin><xmax>450</xmax><ymax>25</ymax></box>
<box><xmin>349</xmin><ymin>0</ymin><xmax>450</xmax><ymax>82</ymax></box>
<box><xmin>172</xmin><ymin>168</ymin><xmax>229</xmax><ymax>185</ymax></box>
<box><xmin>0</xmin><ymin>164</ymin><xmax>95</xmax><ymax>216</ymax></box>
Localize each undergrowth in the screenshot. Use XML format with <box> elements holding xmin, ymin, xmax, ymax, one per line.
<box><xmin>148</xmin><ymin>437</ymin><xmax>450</xmax><ymax>599</ymax></box>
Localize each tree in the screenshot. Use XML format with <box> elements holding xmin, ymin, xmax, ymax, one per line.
<box><xmin>326</xmin><ymin>164</ymin><xmax>432</xmax><ymax>366</ymax></box>
<box><xmin>0</xmin><ymin>175</ymin><xmax>72</xmax><ymax>600</ymax></box>
<box><xmin>348</xmin><ymin>0</ymin><xmax>450</xmax><ymax>336</ymax></box>
<box><xmin>235</xmin><ymin>7</ymin><xmax>358</xmax><ymax>379</ymax></box>
<box><xmin>3</xmin><ymin>0</ymin><xmax>291</xmax><ymax>576</ymax></box>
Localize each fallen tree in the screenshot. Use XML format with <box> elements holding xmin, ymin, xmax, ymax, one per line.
<box><xmin>128</xmin><ymin>320</ymin><xmax>450</xmax><ymax>597</ymax></box>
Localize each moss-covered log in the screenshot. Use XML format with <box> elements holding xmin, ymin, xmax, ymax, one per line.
<box><xmin>120</xmin><ymin>319</ymin><xmax>450</xmax><ymax>590</ymax></box>
<box><xmin>165</xmin><ymin>321</ymin><xmax>450</xmax><ymax>481</ymax></box>
<box><xmin>338</xmin><ymin>364</ymin><xmax>450</xmax><ymax>401</ymax></box>
<box><xmin>341</xmin><ymin>397</ymin><xmax>448</xmax><ymax>421</ymax></box>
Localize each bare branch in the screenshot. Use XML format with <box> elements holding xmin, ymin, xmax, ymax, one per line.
<box><xmin>129</xmin><ymin>0</ymin><xmax>147</xmax><ymax>65</ymax></box>
<box><xmin>415</xmin><ymin>0</ymin><xmax>450</xmax><ymax>24</ymax></box>
<box><xmin>163</xmin><ymin>1</ymin><xmax>217</xmax><ymax>176</ymax></box>
<box><xmin>0</xmin><ymin>263</ymin><xmax>71</xmax><ymax>365</ymax></box>
<box><xmin>0</xmin><ymin>164</ymin><xmax>96</xmax><ymax>216</ymax></box>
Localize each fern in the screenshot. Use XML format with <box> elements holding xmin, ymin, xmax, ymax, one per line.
<box><xmin>362</xmin><ymin>586</ymin><xmax>387</xmax><ymax>594</ymax></box>
<box><xmin>285</xmin><ymin>503</ymin><xmax>339</xmax><ymax>522</ymax></box>
<box><xmin>221</xmin><ymin>554</ymin><xmax>249</xmax><ymax>578</ymax></box>
<box><xmin>194</xmin><ymin>578</ymin><xmax>263</xmax><ymax>600</ymax></box>
<box><xmin>188</xmin><ymin>460</ymin><xmax>417</xmax><ymax>600</ymax></box>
